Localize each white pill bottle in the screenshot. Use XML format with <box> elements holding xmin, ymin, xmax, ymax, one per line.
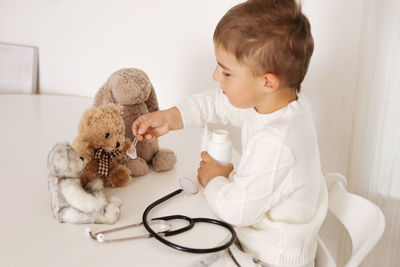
<box><xmin>206</xmin><ymin>129</ymin><xmax>232</xmax><ymax>165</ymax></box>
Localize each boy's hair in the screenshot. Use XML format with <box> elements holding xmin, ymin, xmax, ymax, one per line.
<box><xmin>213</xmin><ymin>0</ymin><xmax>314</xmax><ymax>91</ymax></box>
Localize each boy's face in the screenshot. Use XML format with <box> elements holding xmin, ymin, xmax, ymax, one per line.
<box><xmin>212</xmin><ymin>44</ymin><xmax>266</xmax><ymax>109</ymax></box>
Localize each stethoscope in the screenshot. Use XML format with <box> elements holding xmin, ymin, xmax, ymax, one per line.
<box><xmin>86</xmin><ymin>177</ymin><xmax>237</xmax><ymax>254</ymax></box>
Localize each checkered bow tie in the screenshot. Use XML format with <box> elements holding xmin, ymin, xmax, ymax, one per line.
<box><xmin>94</xmin><ymin>148</ymin><xmax>120</xmax><ymax>176</ymax></box>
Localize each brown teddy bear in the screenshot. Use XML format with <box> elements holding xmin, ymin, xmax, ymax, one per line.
<box><xmin>93</xmin><ymin>68</ymin><xmax>176</xmax><ymax>176</ymax></box>
<box><xmin>72</xmin><ymin>103</ymin><xmax>132</xmax><ymax>188</ymax></box>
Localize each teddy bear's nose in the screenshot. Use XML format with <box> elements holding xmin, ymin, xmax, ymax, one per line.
<box><xmin>116</xmin><ymin>142</ymin><xmax>120</xmax><ymax>148</ymax></box>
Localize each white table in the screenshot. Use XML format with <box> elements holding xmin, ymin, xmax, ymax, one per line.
<box><xmin>0</xmin><ymin>95</ymin><xmax>239</xmax><ymax>267</ymax></box>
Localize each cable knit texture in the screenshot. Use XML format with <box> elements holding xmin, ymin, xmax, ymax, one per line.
<box><xmin>177</xmin><ymin>88</ymin><xmax>327</xmax><ymax>267</ymax></box>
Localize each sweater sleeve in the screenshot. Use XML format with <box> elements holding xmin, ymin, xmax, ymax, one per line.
<box><xmin>204</xmin><ymin>136</ymin><xmax>295</xmax><ymax>226</ymax></box>
<box><xmin>176</xmin><ymin>88</ymin><xmax>246</xmax><ymax>128</ymax></box>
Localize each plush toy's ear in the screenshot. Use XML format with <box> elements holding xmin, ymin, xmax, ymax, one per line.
<box><xmin>105</xmin><ymin>103</ymin><xmax>123</xmax><ymax>115</ymax></box>
<box><xmin>93</xmin><ymin>86</ymin><xmax>103</xmax><ymax>107</ymax></box>
<box><xmin>79</xmin><ymin>106</ymin><xmax>100</xmax><ymax>128</ymax></box>
<box><xmin>71</xmin><ymin>137</ymin><xmax>92</xmax><ymax>159</ymax></box>
<box><xmin>47</xmin><ymin>142</ymin><xmax>72</xmax><ymax>176</ymax></box>
<box><xmin>94</xmin><ymin>80</ymin><xmax>114</xmax><ymax>107</ymax></box>
<box><xmin>145</xmin><ymin>83</ymin><xmax>159</xmax><ymax>113</ymax></box>
<box><xmin>79</xmin><ymin>108</ymin><xmax>91</xmax><ymax>128</ymax></box>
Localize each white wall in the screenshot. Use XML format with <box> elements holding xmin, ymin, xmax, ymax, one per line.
<box><xmin>302</xmin><ymin>0</ymin><xmax>363</xmax><ymax>174</ymax></box>
<box><xmin>0</xmin><ymin>0</ymin><xmax>243</xmax><ymax>106</ymax></box>
<box><xmin>0</xmin><ymin>0</ymin><xmax>363</xmax><ymax>175</ymax></box>
<box><xmin>347</xmin><ymin>1</ymin><xmax>400</xmax><ymax>265</ymax></box>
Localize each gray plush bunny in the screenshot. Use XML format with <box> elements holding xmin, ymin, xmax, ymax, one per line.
<box><xmin>47</xmin><ymin>142</ymin><xmax>121</xmax><ymax>224</ymax></box>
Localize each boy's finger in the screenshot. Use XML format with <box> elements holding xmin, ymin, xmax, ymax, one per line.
<box><xmin>132</xmin><ymin>120</ymin><xmax>139</xmax><ymax>136</ymax></box>
<box><xmin>138</xmin><ymin>116</ymin><xmax>155</xmax><ymax>135</ymax></box>
<box><xmin>132</xmin><ymin>116</ymin><xmax>146</xmax><ymax>136</ymax></box>
<box><xmin>201</xmin><ymin>151</ymin><xmax>212</xmax><ymax>162</ymax></box>
<box><xmin>137</xmin><ymin>134</ymin><xmax>144</xmax><ymax>141</ymax></box>
<box><xmin>145</xmin><ymin>134</ymin><xmax>156</xmax><ymax>142</ymax></box>
<box><xmin>148</xmin><ymin>127</ymin><xmax>158</xmax><ymax>138</ymax></box>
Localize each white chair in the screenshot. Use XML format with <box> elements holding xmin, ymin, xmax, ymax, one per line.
<box><xmin>316</xmin><ymin>173</ymin><xmax>385</xmax><ymax>267</ymax></box>
<box><xmin>0</xmin><ymin>42</ymin><xmax>38</xmax><ymax>94</ymax></box>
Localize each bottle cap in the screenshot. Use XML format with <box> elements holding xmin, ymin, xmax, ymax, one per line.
<box><xmin>212</xmin><ymin>130</ymin><xmax>229</xmax><ymax>143</ymax></box>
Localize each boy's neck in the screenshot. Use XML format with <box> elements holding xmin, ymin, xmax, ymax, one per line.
<box><xmin>255</xmin><ymin>87</ymin><xmax>298</xmax><ymax>114</ymax></box>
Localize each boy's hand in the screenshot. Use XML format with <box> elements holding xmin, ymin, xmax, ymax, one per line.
<box><xmin>131</xmin><ymin>107</ymin><xmax>183</xmax><ymax>142</ymax></box>
<box><xmin>197</xmin><ymin>151</ymin><xmax>234</xmax><ymax>187</ymax></box>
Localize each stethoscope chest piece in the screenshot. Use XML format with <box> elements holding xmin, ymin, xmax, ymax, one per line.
<box><xmin>179</xmin><ymin>177</ymin><xmax>198</xmax><ymax>195</ymax></box>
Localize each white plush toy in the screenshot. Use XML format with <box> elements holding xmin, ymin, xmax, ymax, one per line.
<box><xmin>47</xmin><ymin>142</ymin><xmax>121</xmax><ymax>224</ymax></box>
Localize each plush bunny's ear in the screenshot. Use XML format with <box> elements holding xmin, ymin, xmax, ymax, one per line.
<box><xmin>105</xmin><ymin>103</ymin><xmax>123</xmax><ymax>115</ymax></box>
<box><xmin>145</xmin><ymin>83</ymin><xmax>159</xmax><ymax>113</ymax></box>
<box><xmin>94</xmin><ymin>80</ymin><xmax>114</xmax><ymax>107</ymax></box>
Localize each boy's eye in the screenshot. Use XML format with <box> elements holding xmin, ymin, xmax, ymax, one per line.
<box><xmin>222</xmin><ymin>72</ymin><xmax>231</xmax><ymax>77</ymax></box>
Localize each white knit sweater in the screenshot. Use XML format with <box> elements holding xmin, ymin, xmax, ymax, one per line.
<box><xmin>177</xmin><ymin>88</ymin><xmax>327</xmax><ymax>267</ymax></box>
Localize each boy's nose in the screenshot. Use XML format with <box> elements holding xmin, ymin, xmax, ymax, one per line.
<box><xmin>212</xmin><ymin>67</ymin><xmax>221</xmax><ymax>82</ymax></box>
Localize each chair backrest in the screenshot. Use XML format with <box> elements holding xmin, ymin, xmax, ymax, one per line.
<box><xmin>0</xmin><ymin>42</ymin><xmax>38</xmax><ymax>94</ymax></box>
<box><xmin>318</xmin><ymin>173</ymin><xmax>386</xmax><ymax>267</ymax></box>
<box><xmin>316</xmin><ymin>235</ymin><xmax>336</xmax><ymax>267</ymax></box>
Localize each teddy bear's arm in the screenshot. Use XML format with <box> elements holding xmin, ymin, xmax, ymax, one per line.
<box><xmin>86</xmin><ymin>178</ymin><xmax>104</xmax><ymax>192</ymax></box>
<box><xmin>60</xmin><ymin>179</ymin><xmax>107</xmax><ymax>213</ymax></box>
<box><xmin>122</xmin><ymin>138</ymin><xmax>132</xmax><ymax>153</ymax></box>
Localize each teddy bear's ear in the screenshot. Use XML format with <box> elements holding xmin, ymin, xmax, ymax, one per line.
<box><xmin>71</xmin><ymin>137</ymin><xmax>92</xmax><ymax>159</ymax></box>
<box><xmin>80</xmin><ymin>108</ymin><xmax>96</xmax><ymax>127</ymax></box>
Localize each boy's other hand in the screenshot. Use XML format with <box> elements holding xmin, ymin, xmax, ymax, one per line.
<box><xmin>197</xmin><ymin>151</ymin><xmax>233</xmax><ymax>187</ymax></box>
<box><xmin>131</xmin><ymin>107</ymin><xmax>183</xmax><ymax>142</ymax></box>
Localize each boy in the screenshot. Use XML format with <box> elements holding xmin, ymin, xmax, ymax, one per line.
<box><xmin>132</xmin><ymin>0</ymin><xmax>327</xmax><ymax>266</ymax></box>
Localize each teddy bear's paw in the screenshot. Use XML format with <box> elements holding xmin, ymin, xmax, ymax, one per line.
<box><xmin>81</xmin><ymin>175</ymin><xmax>97</xmax><ymax>189</ymax></box>
<box><xmin>107</xmin><ymin>166</ymin><xmax>132</xmax><ymax>187</ymax></box>
<box><xmin>102</xmin><ymin>178</ymin><xmax>114</xmax><ymax>188</ymax></box>
<box><xmin>126</xmin><ymin>157</ymin><xmax>149</xmax><ymax>176</ymax></box>
<box><xmin>108</xmin><ymin>196</ymin><xmax>122</xmax><ymax>207</ymax></box>
<box><xmin>86</xmin><ymin>178</ymin><xmax>104</xmax><ymax>192</ymax></box>
<box><xmin>152</xmin><ymin>149</ymin><xmax>177</xmax><ymax>172</ymax></box>
<box><xmin>102</xmin><ymin>202</ymin><xmax>121</xmax><ymax>224</ymax></box>
<box><xmin>92</xmin><ymin>196</ymin><xmax>108</xmax><ymax>212</ymax></box>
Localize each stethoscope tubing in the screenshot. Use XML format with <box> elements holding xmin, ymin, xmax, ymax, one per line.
<box><xmin>142</xmin><ymin>188</ymin><xmax>237</xmax><ymax>253</ymax></box>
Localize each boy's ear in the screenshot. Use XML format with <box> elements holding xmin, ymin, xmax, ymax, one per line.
<box><xmin>263</xmin><ymin>73</ymin><xmax>280</xmax><ymax>93</ymax></box>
